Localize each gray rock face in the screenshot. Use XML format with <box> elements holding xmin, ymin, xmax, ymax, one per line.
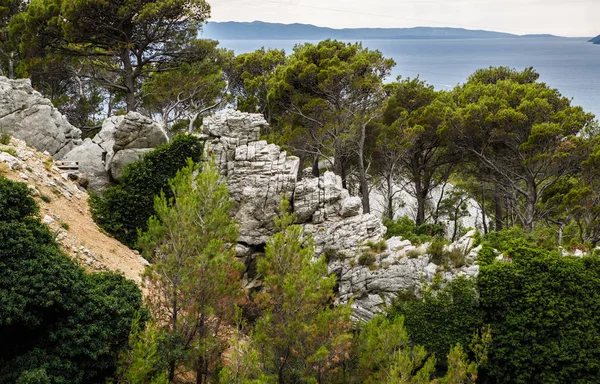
<box><xmin>202</xmin><ymin>110</ymin><xmax>480</xmax><ymax>321</ymax></box>
<box><xmin>202</xmin><ymin>112</ymin><xmax>299</xmax><ymax>245</ymax></box>
<box><xmin>0</xmin><ymin>77</ymin><xmax>81</xmax><ymax>158</ymax></box>
<box><xmin>110</xmin><ymin>148</ymin><xmax>153</xmax><ymax>181</ymax></box>
<box><xmin>202</xmin><ymin>110</ymin><xmax>385</xmax><ymax>251</ymax></box>
<box><xmin>62</xmin><ymin>138</ymin><xmax>111</xmax><ymax>192</ymax></box>
<box><xmin>62</xmin><ymin>112</ymin><xmax>168</xmax><ymax>192</ymax></box>
<box><xmin>112</xmin><ymin>112</ymin><xmax>168</xmax><ymax>152</ymax></box>
<box><xmin>332</xmin><ymin>231</ymin><xmax>481</xmax><ymax>321</ymax></box>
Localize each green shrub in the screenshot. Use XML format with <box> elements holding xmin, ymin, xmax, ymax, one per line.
<box><xmin>478</xmin><ymin>246</ymin><xmax>600</xmax><ymax>383</ymax></box>
<box><xmin>323</xmin><ymin>248</ymin><xmax>342</xmax><ymax>263</ymax></box>
<box><xmin>477</xmin><ymin>243</ymin><xmax>497</xmax><ymax>266</ymax></box>
<box><xmin>427</xmin><ymin>238</ymin><xmax>447</xmax><ymax>266</ymax></box>
<box><xmin>415</xmin><ymin>222</ymin><xmax>446</xmax><ymax>238</ymax></box>
<box><xmin>0</xmin><ymin>176</ymin><xmax>143</xmax><ymax>384</ymax></box>
<box><xmin>90</xmin><ymin>134</ymin><xmax>204</xmax><ymax>247</ymax></box>
<box><xmin>0</xmin><ymin>131</ymin><xmax>10</xmax><ymax>145</ymax></box>
<box><xmin>384</xmin><ymin>216</ymin><xmax>445</xmax><ymax>244</ymax></box>
<box><xmin>60</xmin><ymin>221</ymin><xmax>70</xmax><ymax>230</ymax></box>
<box><xmin>39</xmin><ymin>194</ymin><xmax>51</xmax><ymax>203</ymax></box>
<box><xmin>389</xmin><ymin>277</ymin><xmax>483</xmax><ymax>370</ymax></box>
<box><xmin>364</xmin><ymin>239</ymin><xmax>388</xmax><ymax>253</ymax></box>
<box><xmin>358</xmin><ymin>251</ymin><xmax>377</xmax><ymax>266</ymax></box>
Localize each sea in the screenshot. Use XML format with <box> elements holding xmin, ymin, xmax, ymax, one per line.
<box><xmin>217</xmin><ymin>37</ymin><xmax>600</xmax><ymax>119</ymax></box>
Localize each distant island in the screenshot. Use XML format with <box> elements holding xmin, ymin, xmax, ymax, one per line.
<box><xmin>589</xmin><ymin>35</ymin><xmax>600</xmax><ymax>44</ymax></box>
<box><xmin>203</xmin><ymin>21</ymin><xmax>562</xmax><ymax>41</ymax></box>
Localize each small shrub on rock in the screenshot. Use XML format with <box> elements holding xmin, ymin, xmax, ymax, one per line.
<box><xmin>358</xmin><ymin>251</ymin><xmax>377</xmax><ymax>266</ymax></box>
<box><xmin>0</xmin><ymin>131</ymin><xmax>10</xmax><ymax>145</ymax></box>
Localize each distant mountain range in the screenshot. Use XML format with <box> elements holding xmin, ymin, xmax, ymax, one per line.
<box><xmin>589</xmin><ymin>35</ymin><xmax>600</xmax><ymax>44</ymax></box>
<box><xmin>202</xmin><ymin>21</ymin><xmax>562</xmax><ymax>41</ymax></box>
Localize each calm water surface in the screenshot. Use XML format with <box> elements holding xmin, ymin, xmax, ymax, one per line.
<box><xmin>218</xmin><ymin>38</ymin><xmax>600</xmax><ymax>118</ymax></box>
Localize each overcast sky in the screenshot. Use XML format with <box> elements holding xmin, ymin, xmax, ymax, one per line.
<box><xmin>210</xmin><ymin>0</ymin><xmax>598</xmax><ymax>37</ymax></box>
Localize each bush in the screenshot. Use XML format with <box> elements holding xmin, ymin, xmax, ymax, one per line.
<box><xmin>427</xmin><ymin>238</ymin><xmax>447</xmax><ymax>266</ymax></box>
<box><xmin>477</xmin><ymin>243</ymin><xmax>497</xmax><ymax>266</ymax></box>
<box><xmin>364</xmin><ymin>239</ymin><xmax>388</xmax><ymax>253</ymax></box>
<box><xmin>0</xmin><ymin>131</ymin><xmax>10</xmax><ymax>145</ymax></box>
<box><xmin>478</xmin><ymin>245</ymin><xmax>600</xmax><ymax>383</ymax></box>
<box><xmin>90</xmin><ymin>134</ymin><xmax>204</xmax><ymax>247</ymax></box>
<box><xmin>0</xmin><ymin>177</ymin><xmax>143</xmax><ymax>383</ymax></box>
<box><xmin>358</xmin><ymin>251</ymin><xmax>377</xmax><ymax>266</ymax></box>
<box><xmin>384</xmin><ymin>216</ymin><xmax>446</xmax><ymax>244</ymax></box>
<box><xmin>389</xmin><ymin>277</ymin><xmax>483</xmax><ymax>370</ymax></box>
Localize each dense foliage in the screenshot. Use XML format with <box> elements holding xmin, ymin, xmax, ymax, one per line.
<box><xmin>136</xmin><ymin>159</ymin><xmax>243</xmax><ymax>382</ymax></box>
<box><xmin>479</xmin><ymin>246</ymin><xmax>600</xmax><ymax>383</ymax></box>
<box><xmin>2</xmin><ymin>1</ymin><xmax>600</xmax><ymax>383</ymax></box>
<box><xmin>0</xmin><ymin>177</ymin><xmax>143</xmax><ymax>384</ymax></box>
<box><xmin>390</xmin><ymin>277</ymin><xmax>484</xmax><ymax>371</ymax></box>
<box><xmin>89</xmin><ymin>134</ymin><xmax>204</xmax><ymax>247</ymax></box>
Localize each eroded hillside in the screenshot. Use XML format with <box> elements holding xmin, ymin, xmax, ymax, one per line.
<box><xmin>0</xmin><ymin>136</ymin><xmax>147</xmax><ymax>283</ymax></box>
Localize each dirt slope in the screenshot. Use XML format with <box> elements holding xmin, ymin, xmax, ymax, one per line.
<box><xmin>0</xmin><ymin>137</ymin><xmax>147</xmax><ymax>284</ymax></box>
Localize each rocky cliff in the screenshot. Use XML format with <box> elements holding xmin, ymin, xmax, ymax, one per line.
<box><xmin>201</xmin><ymin>110</ymin><xmax>480</xmax><ymax>321</ymax></box>
<box><xmin>0</xmin><ymin>77</ymin><xmax>82</xmax><ymax>158</ymax></box>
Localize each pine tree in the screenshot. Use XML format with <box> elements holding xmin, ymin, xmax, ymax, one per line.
<box><xmin>138</xmin><ymin>159</ymin><xmax>244</xmax><ymax>383</ymax></box>
<box><xmin>251</xmin><ymin>200</ymin><xmax>353</xmax><ymax>384</ymax></box>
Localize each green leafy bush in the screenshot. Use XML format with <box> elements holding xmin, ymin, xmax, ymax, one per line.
<box><xmin>477</xmin><ymin>243</ymin><xmax>497</xmax><ymax>266</ymax></box>
<box><xmin>0</xmin><ymin>177</ymin><xmax>143</xmax><ymax>384</ymax></box>
<box><xmin>389</xmin><ymin>277</ymin><xmax>483</xmax><ymax>370</ymax></box>
<box><xmin>384</xmin><ymin>216</ymin><xmax>446</xmax><ymax>244</ymax></box>
<box><xmin>478</xmin><ymin>246</ymin><xmax>600</xmax><ymax>383</ymax></box>
<box><xmin>90</xmin><ymin>134</ymin><xmax>204</xmax><ymax>247</ymax></box>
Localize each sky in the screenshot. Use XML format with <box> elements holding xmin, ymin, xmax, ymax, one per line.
<box><xmin>210</xmin><ymin>0</ymin><xmax>599</xmax><ymax>37</ymax></box>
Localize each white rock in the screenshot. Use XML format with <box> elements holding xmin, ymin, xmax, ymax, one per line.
<box><xmin>0</xmin><ymin>77</ymin><xmax>81</xmax><ymax>158</ymax></box>
<box><xmin>340</xmin><ymin>196</ymin><xmax>363</xmax><ymax>217</ymax></box>
<box><xmin>42</xmin><ymin>215</ymin><xmax>55</xmax><ymax>224</ymax></box>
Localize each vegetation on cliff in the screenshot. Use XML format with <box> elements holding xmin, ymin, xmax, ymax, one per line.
<box><xmin>1</xmin><ymin>1</ymin><xmax>600</xmax><ymax>383</ymax></box>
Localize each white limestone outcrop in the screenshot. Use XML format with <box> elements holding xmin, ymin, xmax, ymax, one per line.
<box><xmin>0</xmin><ymin>77</ymin><xmax>81</xmax><ymax>158</ymax></box>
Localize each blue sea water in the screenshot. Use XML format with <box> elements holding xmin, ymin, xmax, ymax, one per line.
<box><xmin>217</xmin><ymin>38</ymin><xmax>600</xmax><ymax>119</ymax></box>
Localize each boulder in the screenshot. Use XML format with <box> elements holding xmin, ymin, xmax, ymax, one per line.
<box><xmin>340</xmin><ymin>196</ymin><xmax>363</xmax><ymax>217</ymax></box>
<box><xmin>0</xmin><ymin>77</ymin><xmax>81</xmax><ymax>158</ymax></box>
<box><xmin>62</xmin><ymin>138</ymin><xmax>110</xmax><ymax>193</ymax></box>
<box><xmin>112</xmin><ymin>112</ymin><xmax>168</xmax><ymax>152</ymax></box>
<box><xmin>62</xmin><ymin>112</ymin><xmax>168</xmax><ymax>192</ymax></box>
<box><xmin>110</xmin><ymin>148</ymin><xmax>152</xmax><ymax>182</ymax></box>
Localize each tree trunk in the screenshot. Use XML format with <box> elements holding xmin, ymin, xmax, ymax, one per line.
<box><xmin>524</xmin><ymin>181</ymin><xmax>536</xmax><ymax>232</ymax></box>
<box><xmin>121</xmin><ymin>50</ymin><xmax>137</xmax><ymax>112</ymax></box>
<box><xmin>188</xmin><ymin>112</ymin><xmax>200</xmax><ymax>133</ymax></box>
<box><xmin>415</xmin><ymin>182</ymin><xmax>427</xmax><ymax>226</ymax></box>
<box><xmin>8</xmin><ymin>52</ymin><xmax>14</xmax><ymax>79</ymax></box>
<box><xmin>557</xmin><ymin>223</ymin><xmax>564</xmax><ymax>246</ymax></box>
<box><xmin>494</xmin><ymin>185</ymin><xmax>503</xmax><ymax>231</ymax></box>
<box><xmin>481</xmin><ymin>183</ymin><xmax>488</xmax><ymax>234</ymax></box>
<box><xmin>385</xmin><ymin>173</ymin><xmax>394</xmax><ymax>220</ymax></box>
<box><xmin>195</xmin><ymin>315</ymin><xmax>206</xmax><ymax>384</ymax></box>
<box><xmin>357</xmin><ymin>123</ymin><xmax>370</xmax><ymax>214</ymax></box>
<box><xmin>453</xmin><ymin>205</ymin><xmax>460</xmax><ymax>242</ymax></box>
<box><xmin>312</xmin><ymin>155</ymin><xmax>320</xmax><ymax>178</ymax></box>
